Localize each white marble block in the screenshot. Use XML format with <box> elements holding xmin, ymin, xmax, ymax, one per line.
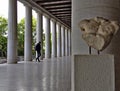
<box><xmin>71</xmin><ymin>54</ymin><xmax>115</xmax><ymax>91</ymax></box>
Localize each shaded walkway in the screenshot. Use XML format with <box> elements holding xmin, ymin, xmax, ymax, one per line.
<box><xmin>0</xmin><ymin>56</ymin><xmax>71</xmax><ymax>91</ymax></box>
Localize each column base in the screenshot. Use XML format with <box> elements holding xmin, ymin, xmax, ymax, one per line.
<box><xmin>45</xmin><ymin>55</ymin><xmax>51</xmax><ymax>59</ymax></box>
<box><xmin>7</xmin><ymin>59</ymin><xmax>17</xmax><ymax>64</ymax></box>
<box><xmin>24</xmin><ymin>60</ymin><xmax>32</xmax><ymax>62</ymax></box>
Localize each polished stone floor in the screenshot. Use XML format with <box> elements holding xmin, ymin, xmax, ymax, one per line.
<box><xmin>0</xmin><ymin>56</ymin><xmax>71</xmax><ymax>91</ymax></box>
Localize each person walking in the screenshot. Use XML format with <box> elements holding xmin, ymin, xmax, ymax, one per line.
<box><xmin>35</xmin><ymin>41</ymin><xmax>41</xmax><ymax>62</ymax></box>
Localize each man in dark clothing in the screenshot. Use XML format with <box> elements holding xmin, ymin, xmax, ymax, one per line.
<box><xmin>35</xmin><ymin>41</ymin><xmax>41</xmax><ymax>62</ymax></box>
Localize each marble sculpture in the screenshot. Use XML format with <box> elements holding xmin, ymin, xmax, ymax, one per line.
<box><xmin>79</xmin><ymin>17</ymin><xmax>119</xmax><ymax>51</ymax></box>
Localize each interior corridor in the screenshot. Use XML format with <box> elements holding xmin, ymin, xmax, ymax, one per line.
<box><xmin>0</xmin><ymin>56</ymin><xmax>71</xmax><ymax>91</ymax></box>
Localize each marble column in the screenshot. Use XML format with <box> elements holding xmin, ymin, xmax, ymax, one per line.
<box><xmin>72</xmin><ymin>0</ymin><xmax>120</xmax><ymax>90</ymax></box>
<box><xmin>45</xmin><ymin>16</ymin><xmax>51</xmax><ymax>58</ymax></box>
<box><xmin>69</xmin><ymin>30</ymin><xmax>72</xmax><ymax>56</ymax></box>
<box><xmin>65</xmin><ymin>28</ymin><xmax>69</xmax><ymax>56</ymax></box>
<box><xmin>36</xmin><ymin>12</ymin><xmax>43</xmax><ymax>60</ymax></box>
<box><xmin>7</xmin><ymin>0</ymin><xmax>17</xmax><ymax>64</ymax></box>
<box><xmin>24</xmin><ymin>5</ymin><xmax>32</xmax><ymax>61</ymax></box>
<box><xmin>57</xmin><ymin>23</ymin><xmax>61</xmax><ymax>57</ymax></box>
<box><xmin>68</xmin><ymin>29</ymin><xmax>70</xmax><ymax>56</ymax></box>
<box><xmin>51</xmin><ymin>19</ymin><xmax>57</xmax><ymax>57</ymax></box>
<box><xmin>62</xmin><ymin>26</ymin><xmax>65</xmax><ymax>56</ymax></box>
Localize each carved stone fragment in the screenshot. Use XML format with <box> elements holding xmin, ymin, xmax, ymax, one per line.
<box><xmin>79</xmin><ymin>17</ymin><xmax>119</xmax><ymax>51</ymax></box>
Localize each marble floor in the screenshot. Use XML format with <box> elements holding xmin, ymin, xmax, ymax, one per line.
<box><xmin>0</xmin><ymin>56</ymin><xmax>71</xmax><ymax>91</ymax></box>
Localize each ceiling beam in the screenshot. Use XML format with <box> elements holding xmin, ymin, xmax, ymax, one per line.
<box><xmin>45</xmin><ymin>5</ymin><xmax>71</xmax><ymax>10</ymax></box>
<box><xmin>35</xmin><ymin>0</ymin><xmax>71</xmax><ymax>3</ymax></box>
<box><xmin>52</xmin><ymin>11</ymin><xmax>71</xmax><ymax>14</ymax></box>
<box><xmin>46</xmin><ymin>7</ymin><xmax>71</xmax><ymax>10</ymax></box>
<box><xmin>54</xmin><ymin>14</ymin><xmax>71</xmax><ymax>16</ymax></box>
<box><xmin>58</xmin><ymin>17</ymin><xmax>71</xmax><ymax>19</ymax></box>
<box><xmin>49</xmin><ymin>8</ymin><xmax>71</xmax><ymax>12</ymax></box>
<box><xmin>40</xmin><ymin>2</ymin><xmax>71</xmax><ymax>7</ymax></box>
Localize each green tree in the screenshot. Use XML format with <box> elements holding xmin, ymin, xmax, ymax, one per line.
<box><xmin>0</xmin><ymin>16</ymin><xmax>8</xmax><ymax>57</ymax></box>
<box><xmin>0</xmin><ymin>16</ymin><xmax>46</xmax><ymax>57</ymax></box>
<box><xmin>17</xmin><ymin>17</ymin><xmax>37</xmax><ymax>56</ymax></box>
<box><xmin>17</xmin><ymin>19</ymin><xmax>25</xmax><ymax>56</ymax></box>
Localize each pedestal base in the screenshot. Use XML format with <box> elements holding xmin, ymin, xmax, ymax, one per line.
<box><xmin>71</xmin><ymin>54</ymin><xmax>115</xmax><ymax>91</ymax></box>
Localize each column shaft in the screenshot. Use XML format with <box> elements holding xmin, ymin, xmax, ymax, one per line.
<box><xmin>57</xmin><ymin>23</ymin><xmax>61</xmax><ymax>57</ymax></box>
<box><xmin>7</xmin><ymin>0</ymin><xmax>17</xmax><ymax>64</ymax></box>
<box><xmin>45</xmin><ymin>17</ymin><xmax>51</xmax><ymax>58</ymax></box>
<box><xmin>36</xmin><ymin>12</ymin><xmax>43</xmax><ymax>59</ymax></box>
<box><xmin>65</xmin><ymin>28</ymin><xmax>69</xmax><ymax>56</ymax></box>
<box><xmin>62</xmin><ymin>26</ymin><xmax>65</xmax><ymax>56</ymax></box>
<box><xmin>51</xmin><ymin>20</ymin><xmax>57</xmax><ymax>57</ymax></box>
<box><xmin>24</xmin><ymin>5</ymin><xmax>32</xmax><ymax>61</ymax></box>
<box><xmin>69</xmin><ymin>30</ymin><xmax>72</xmax><ymax>56</ymax></box>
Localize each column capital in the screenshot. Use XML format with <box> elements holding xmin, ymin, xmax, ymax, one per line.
<box><xmin>35</xmin><ymin>10</ymin><xmax>43</xmax><ymax>14</ymax></box>
<box><xmin>65</xmin><ymin>27</ymin><xmax>68</xmax><ymax>30</ymax></box>
<box><xmin>23</xmin><ymin>3</ymin><xmax>32</xmax><ymax>8</ymax></box>
<box><xmin>57</xmin><ymin>22</ymin><xmax>62</xmax><ymax>26</ymax></box>
<box><xmin>69</xmin><ymin>29</ymin><xmax>71</xmax><ymax>32</ymax></box>
<box><xmin>43</xmin><ymin>13</ymin><xmax>50</xmax><ymax>19</ymax></box>
<box><xmin>63</xmin><ymin>26</ymin><xmax>66</xmax><ymax>30</ymax></box>
<box><xmin>51</xmin><ymin>18</ymin><xmax>56</xmax><ymax>23</ymax></box>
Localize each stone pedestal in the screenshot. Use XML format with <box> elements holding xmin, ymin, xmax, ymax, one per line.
<box><xmin>71</xmin><ymin>54</ymin><xmax>115</xmax><ymax>91</ymax></box>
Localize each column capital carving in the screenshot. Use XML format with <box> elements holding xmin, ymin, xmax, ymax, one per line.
<box><xmin>43</xmin><ymin>13</ymin><xmax>50</xmax><ymax>19</ymax></box>
<box><xmin>62</xmin><ymin>25</ymin><xmax>66</xmax><ymax>29</ymax></box>
<box><xmin>23</xmin><ymin>3</ymin><xmax>32</xmax><ymax>8</ymax></box>
<box><xmin>35</xmin><ymin>10</ymin><xmax>43</xmax><ymax>15</ymax></box>
<box><xmin>51</xmin><ymin>18</ymin><xmax>56</xmax><ymax>23</ymax></box>
<box><xmin>57</xmin><ymin>22</ymin><xmax>61</xmax><ymax>26</ymax></box>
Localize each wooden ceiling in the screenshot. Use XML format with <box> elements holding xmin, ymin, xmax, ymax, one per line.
<box><xmin>32</xmin><ymin>0</ymin><xmax>71</xmax><ymax>27</ymax></box>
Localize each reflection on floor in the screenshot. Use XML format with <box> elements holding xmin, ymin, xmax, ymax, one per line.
<box><xmin>0</xmin><ymin>56</ymin><xmax>71</xmax><ymax>91</ymax></box>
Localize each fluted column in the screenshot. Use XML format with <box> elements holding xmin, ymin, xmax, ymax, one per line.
<box><xmin>69</xmin><ymin>30</ymin><xmax>72</xmax><ymax>56</ymax></box>
<box><xmin>7</xmin><ymin>0</ymin><xmax>17</xmax><ymax>64</ymax></box>
<box><xmin>57</xmin><ymin>23</ymin><xmax>61</xmax><ymax>57</ymax></box>
<box><xmin>51</xmin><ymin>19</ymin><xmax>57</xmax><ymax>57</ymax></box>
<box><xmin>36</xmin><ymin>12</ymin><xmax>43</xmax><ymax>60</ymax></box>
<box><xmin>45</xmin><ymin>16</ymin><xmax>51</xmax><ymax>58</ymax></box>
<box><xmin>65</xmin><ymin>28</ymin><xmax>69</xmax><ymax>56</ymax></box>
<box><xmin>62</xmin><ymin>26</ymin><xmax>65</xmax><ymax>56</ymax></box>
<box><xmin>24</xmin><ymin>5</ymin><xmax>32</xmax><ymax>61</ymax></box>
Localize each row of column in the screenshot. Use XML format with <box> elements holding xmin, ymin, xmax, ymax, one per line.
<box><xmin>51</xmin><ymin>21</ymin><xmax>71</xmax><ymax>58</ymax></box>
<box><xmin>39</xmin><ymin>16</ymin><xmax>71</xmax><ymax>59</ymax></box>
<box><xmin>7</xmin><ymin>0</ymin><xmax>71</xmax><ymax>63</ymax></box>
